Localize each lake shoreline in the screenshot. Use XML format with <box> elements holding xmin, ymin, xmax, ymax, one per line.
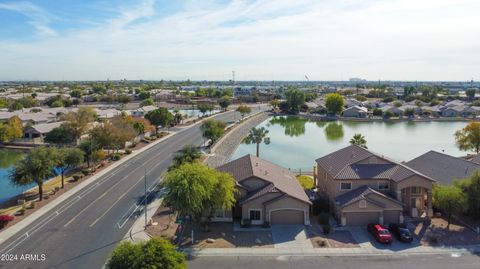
<box><xmin>296</xmin><ymin>112</ymin><xmax>473</xmax><ymax>123</ymax></box>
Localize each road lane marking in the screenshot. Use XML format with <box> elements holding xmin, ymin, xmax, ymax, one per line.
<box><xmin>89</xmin><ymin>193</ymin><xmax>128</xmax><ymax>227</ymax></box>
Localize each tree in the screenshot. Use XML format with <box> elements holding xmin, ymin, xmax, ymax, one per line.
<box><xmin>200</xmin><ymin>119</ymin><xmax>226</xmax><ymax>146</ymax></box>
<box><xmin>106</xmin><ymin>238</ymin><xmax>186</xmax><ymax>269</ymax></box>
<box><xmin>349</xmin><ymin>133</ymin><xmax>367</xmax><ymax>148</ymax></box>
<box><xmin>90</xmin><ymin>118</ymin><xmax>136</xmax><ymax>152</ymax></box>
<box><xmin>403</xmin><ymin>108</ymin><xmax>415</xmax><ymax>117</ymax></box>
<box><xmin>197</xmin><ymin>104</ymin><xmax>214</xmax><ymax>117</ymax></box>
<box><xmin>466</xmin><ymin>88</ymin><xmax>476</xmax><ymax>101</ymax></box>
<box><xmin>456</xmin><ymin>171</ymin><xmax>480</xmax><ymax>219</ymax></box>
<box><xmin>455</xmin><ymin>122</ymin><xmax>480</xmax><ymax>153</ymax></box>
<box><xmin>44</xmin><ymin>125</ymin><xmax>75</xmax><ymax>145</ymax></box>
<box><xmin>218</xmin><ymin>96</ymin><xmax>231</xmax><ymax>111</ymax></box>
<box><xmin>372</xmin><ymin>108</ymin><xmax>383</xmax><ymax>116</ymax></box>
<box><xmin>243</xmin><ymin>127</ymin><xmax>271</xmax><ymax>157</ymax></box>
<box><xmin>138</xmin><ymin>91</ymin><xmax>150</xmax><ymax>100</ymax></box>
<box><xmin>173</xmin><ymin>111</ymin><xmax>183</xmax><ymax>125</ymax></box>
<box><xmin>139</xmin><ymin>98</ymin><xmax>154</xmax><ymax>107</ymax></box>
<box><xmin>163</xmin><ymin>162</ymin><xmax>236</xmax><ymax>222</ymax></box>
<box><xmin>285</xmin><ymin>89</ymin><xmax>306</xmax><ymax>112</ymax></box>
<box><xmin>116</xmin><ymin>94</ymin><xmax>132</xmax><ymax>105</ymax></box>
<box><xmin>0</xmin><ymin>116</ymin><xmax>23</xmax><ymax>142</ymax></box>
<box><xmin>55</xmin><ymin>148</ymin><xmax>84</xmax><ymax>188</ymax></box>
<box><xmin>325</xmin><ymin>93</ymin><xmax>345</xmax><ymax>115</ymax></box>
<box><xmin>144</xmin><ymin>108</ymin><xmax>173</xmax><ymax>133</ymax></box>
<box><xmin>63</xmin><ymin>107</ymin><xmax>97</xmax><ymax>142</ymax></box>
<box><xmin>78</xmin><ymin>139</ymin><xmax>100</xmax><ymax>167</ymax></box>
<box><xmin>236</xmin><ymin>105</ymin><xmax>251</xmax><ymax>119</ymax></box>
<box><xmin>10</xmin><ymin>147</ymin><xmax>57</xmax><ymax>201</ymax></box>
<box><xmin>433</xmin><ymin>185</ymin><xmax>466</xmax><ymax>230</ymax></box>
<box><xmin>170</xmin><ymin>144</ymin><xmax>201</xmax><ymax>170</ymax></box>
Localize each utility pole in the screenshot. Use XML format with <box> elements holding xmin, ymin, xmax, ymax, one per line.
<box><xmin>232</xmin><ymin>71</ymin><xmax>235</xmax><ymax>85</ymax></box>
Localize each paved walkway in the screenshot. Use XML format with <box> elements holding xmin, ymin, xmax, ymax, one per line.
<box><xmin>271</xmin><ymin>225</ymin><xmax>312</xmax><ymax>249</ymax></box>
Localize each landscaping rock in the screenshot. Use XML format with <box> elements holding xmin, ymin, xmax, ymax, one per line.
<box><xmin>221</xmin><ymin>232</ymin><xmax>226</xmax><ymax>237</ymax></box>
<box><xmin>255</xmin><ymin>238</ymin><xmax>262</xmax><ymax>244</ymax></box>
<box><xmin>231</xmin><ymin>235</ymin><xmax>236</xmax><ymax>239</ymax></box>
<box><xmin>206</xmin><ymin>238</ymin><xmax>216</xmax><ymax>243</ymax></box>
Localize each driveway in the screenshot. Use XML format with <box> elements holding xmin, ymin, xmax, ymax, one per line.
<box><xmin>348</xmin><ymin>226</ymin><xmax>422</xmax><ymax>251</ymax></box>
<box><xmin>271</xmin><ymin>225</ymin><xmax>312</xmax><ymax>248</ymax></box>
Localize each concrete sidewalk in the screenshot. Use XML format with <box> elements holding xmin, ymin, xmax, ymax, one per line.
<box><xmin>185</xmin><ymin>243</ymin><xmax>480</xmax><ymax>257</ymax></box>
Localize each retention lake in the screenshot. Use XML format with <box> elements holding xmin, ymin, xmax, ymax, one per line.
<box><xmin>0</xmin><ymin>149</ymin><xmax>26</xmax><ymax>203</ymax></box>
<box><xmin>231</xmin><ymin>116</ymin><xmax>469</xmax><ymax>171</ymax></box>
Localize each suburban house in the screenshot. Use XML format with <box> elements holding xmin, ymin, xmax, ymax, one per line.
<box><xmin>131</xmin><ymin>105</ymin><xmax>157</xmax><ymax>117</ymax></box>
<box><xmin>216</xmin><ymin>154</ymin><xmax>311</xmax><ymax>225</ymax></box>
<box><xmin>405</xmin><ymin>151</ymin><xmax>480</xmax><ymax>185</ymax></box>
<box><xmin>314</xmin><ymin>145</ymin><xmax>435</xmax><ymax>226</ymax></box>
<box><xmin>342</xmin><ymin>105</ymin><xmax>370</xmax><ymax>118</ymax></box>
<box><xmin>441</xmin><ymin>105</ymin><xmax>466</xmax><ymax>117</ymax></box>
<box><xmin>421</xmin><ymin>106</ymin><xmax>441</xmax><ymax>116</ymax></box>
<box><xmin>23</xmin><ymin>121</ymin><xmax>64</xmax><ymax>143</ymax></box>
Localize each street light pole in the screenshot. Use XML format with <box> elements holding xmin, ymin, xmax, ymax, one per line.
<box><xmin>144</xmin><ymin>166</ymin><xmax>147</xmax><ymax>228</ymax></box>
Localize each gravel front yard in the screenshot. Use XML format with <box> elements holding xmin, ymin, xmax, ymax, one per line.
<box><xmin>307</xmin><ymin>225</ymin><xmax>359</xmax><ymax>248</ymax></box>
<box><xmin>415</xmin><ymin>217</ymin><xmax>480</xmax><ymax>246</ymax></box>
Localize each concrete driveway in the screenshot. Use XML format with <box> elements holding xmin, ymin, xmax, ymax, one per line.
<box><xmin>271</xmin><ymin>225</ymin><xmax>312</xmax><ymax>249</ymax></box>
<box><xmin>348</xmin><ymin>226</ymin><xmax>422</xmax><ymax>251</ymax></box>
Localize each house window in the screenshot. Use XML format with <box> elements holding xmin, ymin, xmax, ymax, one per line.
<box><xmin>378</xmin><ymin>182</ymin><xmax>390</xmax><ymax>190</ymax></box>
<box><xmin>359</xmin><ymin>200</ymin><xmax>367</xmax><ymax>208</ymax></box>
<box><xmin>249</xmin><ymin>210</ymin><xmax>261</xmax><ymax>221</ymax></box>
<box><xmin>411</xmin><ymin>187</ymin><xmax>422</xmax><ymax>194</ymax></box>
<box><xmin>340</xmin><ymin>182</ymin><xmax>352</xmax><ymax>190</ymax></box>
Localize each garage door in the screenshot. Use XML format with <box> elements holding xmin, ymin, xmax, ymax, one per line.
<box><xmin>383</xmin><ymin>210</ymin><xmax>400</xmax><ymax>224</ymax></box>
<box><xmin>270</xmin><ymin>210</ymin><xmax>304</xmax><ymax>225</ymax></box>
<box><xmin>345</xmin><ymin>212</ymin><xmax>379</xmax><ymax>226</ymax></box>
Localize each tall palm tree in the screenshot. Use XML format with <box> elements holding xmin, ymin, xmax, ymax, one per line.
<box><xmin>243</xmin><ymin>127</ymin><xmax>271</xmax><ymax>157</ymax></box>
<box><xmin>350</xmin><ymin>133</ymin><xmax>368</xmax><ymax>148</ymax></box>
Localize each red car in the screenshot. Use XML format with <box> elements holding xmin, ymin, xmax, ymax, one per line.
<box><xmin>367</xmin><ymin>224</ymin><xmax>393</xmax><ymax>244</ymax></box>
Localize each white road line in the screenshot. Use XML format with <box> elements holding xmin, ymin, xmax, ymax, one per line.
<box><xmin>89</xmin><ymin>193</ymin><xmax>127</xmax><ymax>227</ymax></box>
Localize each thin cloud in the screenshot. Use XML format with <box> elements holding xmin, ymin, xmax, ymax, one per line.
<box><xmin>0</xmin><ymin>1</ymin><xmax>57</xmax><ymax>37</ymax></box>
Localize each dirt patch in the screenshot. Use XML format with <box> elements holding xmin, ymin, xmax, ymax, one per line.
<box><xmin>414</xmin><ymin>217</ymin><xmax>480</xmax><ymax>246</ymax></box>
<box><xmin>145</xmin><ymin>207</ymin><xmax>179</xmax><ymax>241</ymax></box>
<box><xmin>307</xmin><ymin>225</ymin><xmax>359</xmax><ymax>248</ymax></box>
<box><xmin>179</xmin><ymin>222</ymin><xmax>273</xmax><ymax>248</ymax></box>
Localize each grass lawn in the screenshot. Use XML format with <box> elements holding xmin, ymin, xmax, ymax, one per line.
<box><xmin>297</xmin><ymin>175</ymin><xmax>314</xmax><ymax>189</ymax></box>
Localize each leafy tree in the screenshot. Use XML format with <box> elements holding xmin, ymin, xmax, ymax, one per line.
<box><xmin>236</xmin><ymin>105</ymin><xmax>251</xmax><ymax>119</ymax></box>
<box><xmin>433</xmin><ymin>185</ymin><xmax>466</xmax><ymax>230</ymax></box>
<box><xmin>0</xmin><ymin>116</ymin><xmax>23</xmax><ymax>143</ymax></box>
<box><xmin>44</xmin><ymin>125</ymin><xmax>75</xmax><ymax>145</ymax></box>
<box><xmin>372</xmin><ymin>108</ymin><xmax>383</xmax><ymax>116</ymax></box>
<box><xmin>145</xmin><ymin>108</ymin><xmax>173</xmax><ymax>132</ymax></box>
<box><xmin>285</xmin><ymin>89</ymin><xmax>306</xmax><ymax>112</ymax></box>
<box><xmin>403</xmin><ymin>108</ymin><xmax>415</xmax><ymax>117</ymax></box>
<box><xmin>170</xmin><ymin>144</ymin><xmax>201</xmax><ymax>170</ymax></box>
<box><xmin>325</xmin><ymin>93</ymin><xmax>345</xmax><ymax>115</ymax></box>
<box><xmin>163</xmin><ymin>162</ymin><xmax>236</xmax><ymax>222</ymax></box>
<box><xmin>106</xmin><ymin>238</ymin><xmax>186</xmax><ymax>269</ymax></box>
<box><xmin>63</xmin><ymin>107</ymin><xmax>97</xmax><ymax>142</ymax></box>
<box><xmin>138</xmin><ymin>91</ymin><xmax>151</xmax><ymax>100</ymax></box>
<box><xmin>218</xmin><ymin>96</ymin><xmax>231</xmax><ymax>111</ymax></box>
<box><xmin>466</xmin><ymin>88</ymin><xmax>477</xmax><ymax>101</ymax></box>
<box><xmin>456</xmin><ymin>171</ymin><xmax>480</xmax><ymax>219</ymax></box>
<box><xmin>116</xmin><ymin>94</ymin><xmax>132</xmax><ymax>105</ymax></box>
<box><xmin>55</xmin><ymin>148</ymin><xmax>84</xmax><ymax>188</ymax></box>
<box><xmin>349</xmin><ymin>133</ymin><xmax>367</xmax><ymax>148</ymax></box>
<box><xmin>173</xmin><ymin>111</ymin><xmax>183</xmax><ymax>125</ymax></box>
<box><xmin>139</xmin><ymin>98</ymin><xmax>154</xmax><ymax>107</ymax></box>
<box><xmin>197</xmin><ymin>104</ymin><xmax>215</xmax><ymax>116</ymax></box>
<box><xmin>383</xmin><ymin>110</ymin><xmax>395</xmax><ymax>119</ymax></box>
<box><xmin>70</xmin><ymin>89</ymin><xmax>82</xmax><ymax>98</ymax></box>
<box><xmin>269</xmin><ymin>99</ymin><xmax>280</xmax><ymax>110</ymax></box>
<box><xmin>78</xmin><ymin>139</ymin><xmax>100</xmax><ymax>167</ymax></box>
<box><xmin>455</xmin><ymin>122</ymin><xmax>480</xmax><ymax>153</ymax></box>
<box><xmin>10</xmin><ymin>147</ymin><xmax>57</xmax><ymax>201</ymax></box>
<box><xmin>200</xmin><ymin>119</ymin><xmax>226</xmax><ymax>146</ymax></box>
<box><xmin>243</xmin><ymin>127</ymin><xmax>271</xmax><ymax>157</ymax></box>
<box><xmin>90</xmin><ymin>118</ymin><xmax>136</xmax><ymax>152</ymax></box>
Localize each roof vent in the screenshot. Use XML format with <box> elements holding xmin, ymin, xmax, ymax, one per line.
<box><xmin>255</xmin><ymin>162</ymin><xmax>258</xmax><ymax>167</ymax></box>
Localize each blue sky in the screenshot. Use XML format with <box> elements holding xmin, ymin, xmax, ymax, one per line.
<box><xmin>0</xmin><ymin>0</ymin><xmax>479</xmax><ymax>81</ymax></box>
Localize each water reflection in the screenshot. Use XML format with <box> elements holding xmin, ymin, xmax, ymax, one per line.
<box><xmin>0</xmin><ymin>149</ymin><xmax>24</xmax><ymax>169</ymax></box>
<box><xmin>324</xmin><ymin>122</ymin><xmax>344</xmax><ymax>140</ymax></box>
<box><xmin>269</xmin><ymin>116</ymin><xmax>309</xmax><ymax>137</ymax></box>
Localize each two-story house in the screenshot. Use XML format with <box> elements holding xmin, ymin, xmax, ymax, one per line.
<box><xmin>216</xmin><ymin>154</ymin><xmax>311</xmax><ymax>225</ymax></box>
<box><xmin>314</xmin><ymin>145</ymin><xmax>434</xmax><ymax>226</ymax></box>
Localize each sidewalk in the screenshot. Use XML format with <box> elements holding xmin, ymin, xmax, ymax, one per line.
<box><xmin>184</xmin><ymin>243</ymin><xmax>480</xmax><ymax>257</ymax></box>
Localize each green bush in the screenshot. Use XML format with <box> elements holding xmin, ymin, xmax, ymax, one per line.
<box><xmin>296</xmin><ymin>175</ymin><xmax>314</xmax><ymax>189</ymax></box>
<box><xmin>19</xmin><ymin>206</ymin><xmax>26</xmax><ymax>215</ymax></box>
<box><xmin>110</xmin><ymin>153</ymin><xmax>121</xmax><ymax>161</ymax></box>
<box><xmin>81</xmin><ymin>169</ymin><xmax>91</xmax><ymax>176</ymax></box>
<box><xmin>125</xmin><ymin>149</ymin><xmax>132</xmax><ymax>154</ymax></box>
<box><xmin>312</xmin><ymin>196</ymin><xmax>330</xmax><ymax>215</ymax></box>
<box><xmin>72</xmin><ymin>174</ymin><xmax>83</xmax><ymax>181</ymax></box>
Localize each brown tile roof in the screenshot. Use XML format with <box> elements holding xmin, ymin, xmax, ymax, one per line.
<box><xmin>218</xmin><ymin>155</ymin><xmax>311</xmax><ymax>204</ymax></box>
<box><xmin>316</xmin><ymin>144</ymin><xmax>435</xmax><ymax>182</ymax></box>
<box><xmin>335</xmin><ymin>185</ymin><xmax>403</xmax><ymax>208</ymax></box>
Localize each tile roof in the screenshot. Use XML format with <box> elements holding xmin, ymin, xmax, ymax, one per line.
<box><xmin>25</xmin><ymin>121</ymin><xmax>64</xmax><ymax>134</ymax></box>
<box><xmin>316</xmin><ymin>145</ymin><xmax>435</xmax><ymax>182</ymax></box>
<box><xmin>405</xmin><ymin>151</ymin><xmax>480</xmax><ymax>185</ymax></box>
<box><xmin>335</xmin><ymin>185</ymin><xmax>403</xmax><ymax>207</ymax></box>
<box><xmin>218</xmin><ymin>155</ymin><xmax>311</xmax><ymax>204</ymax></box>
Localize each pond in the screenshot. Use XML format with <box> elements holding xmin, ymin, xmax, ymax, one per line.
<box><xmin>0</xmin><ymin>149</ymin><xmax>26</xmax><ymax>203</ymax></box>
<box><xmin>231</xmin><ymin>116</ymin><xmax>469</xmax><ymax>171</ymax></box>
<box><xmin>168</xmin><ymin>109</ymin><xmax>221</xmax><ymax>118</ymax></box>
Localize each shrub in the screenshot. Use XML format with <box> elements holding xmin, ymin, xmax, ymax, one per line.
<box><xmin>19</xmin><ymin>206</ymin><xmax>26</xmax><ymax>215</ymax></box>
<box><xmin>72</xmin><ymin>174</ymin><xmax>83</xmax><ymax>181</ymax></box>
<box><xmin>110</xmin><ymin>153</ymin><xmax>121</xmax><ymax>161</ymax></box>
<box><xmin>318</xmin><ymin>212</ymin><xmax>330</xmax><ymax>225</ymax></box>
<box><xmin>312</xmin><ymin>196</ymin><xmax>330</xmax><ymax>215</ymax></box>
<box><xmin>296</xmin><ymin>175</ymin><xmax>314</xmax><ymax>189</ymax></box>
<box><xmin>322</xmin><ymin>224</ymin><xmax>331</xmax><ymax>235</ymax></box>
<box><xmin>81</xmin><ymin>169</ymin><xmax>91</xmax><ymax>176</ymax></box>
<box><xmin>27</xmin><ymin>201</ymin><xmax>35</xmax><ymax>209</ymax></box>
<box><xmin>241</xmin><ymin>219</ymin><xmax>251</xmax><ymax>228</ymax></box>
<box><xmin>428</xmin><ymin>235</ymin><xmax>439</xmax><ymax>245</ymax></box>
<box><xmin>54</xmin><ymin>186</ymin><xmax>60</xmax><ymax>192</ymax></box>
<box><xmin>125</xmin><ymin>149</ymin><xmax>132</xmax><ymax>154</ymax></box>
<box><xmin>262</xmin><ymin>221</ymin><xmax>270</xmax><ymax>228</ymax></box>
<box><xmin>0</xmin><ymin>215</ymin><xmax>14</xmax><ymax>228</ymax></box>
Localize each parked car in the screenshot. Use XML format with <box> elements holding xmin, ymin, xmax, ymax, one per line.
<box><xmin>367</xmin><ymin>224</ymin><xmax>393</xmax><ymax>244</ymax></box>
<box><xmin>389</xmin><ymin>223</ymin><xmax>413</xmax><ymax>243</ymax></box>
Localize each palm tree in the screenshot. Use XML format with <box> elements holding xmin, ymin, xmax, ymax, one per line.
<box><xmin>350</xmin><ymin>133</ymin><xmax>367</xmax><ymax>148</ymax></box>
<box><xmin>170</xmin><ymin>144</ymin><xmax>201</xmax><ymax>170</ymax></box>
<box><xmin>243</xmin><ymin>127</ymin><xmax>271</xmax><ymax>157</ymax></box>
<box><xmin>10</xmin><ymin>147</ymin><xmax>57</xmax><ymax>201</ymax></box>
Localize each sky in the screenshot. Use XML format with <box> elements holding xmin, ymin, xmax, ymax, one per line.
<box><xmin>0</xmin><ymin>0</ymin><xmax>479</xmax><ymax>81</ymax></box>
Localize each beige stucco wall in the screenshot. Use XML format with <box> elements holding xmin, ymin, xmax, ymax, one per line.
<box><xmin>241</xmin><ymin>192</ymin><xmax>282</xmax><ymax>221</ymax></box>
<box><xmin>265</xmin><ymin>196</ymin><xmax>310</xmax><ymax>224</ymax></box>
<box><xmin>393</xmin><ymin>175</ymin><xmax>433</xmax><ymax>192</ymax></box>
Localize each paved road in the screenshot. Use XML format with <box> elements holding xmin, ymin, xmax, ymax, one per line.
<box><xmin>188</xmin><ymin>253</ymin><xmax>480</xmax><ymax>269</ymax></box>
<box><xmin>0</xmin><ymin>107</ymin><xmax>265</xmax><ymax>269</ymax></box>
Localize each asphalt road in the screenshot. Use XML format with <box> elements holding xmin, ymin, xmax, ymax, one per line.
<box><xmin>0</xmin><ymin>107</ymin><xmax>264</xmax><ymax>269</ymax></box>
<box><xmin>188</xmin><ymin>253</ymin><xmax>480</xmax><ymax>269</ymax></box>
